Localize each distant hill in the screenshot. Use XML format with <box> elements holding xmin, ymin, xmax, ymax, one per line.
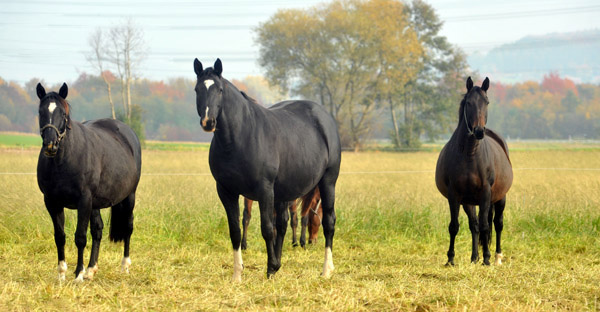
<box><xmin>468</xmin><ymin>30</ymin><xmax>600</xmax><ymax>83</ymax></box>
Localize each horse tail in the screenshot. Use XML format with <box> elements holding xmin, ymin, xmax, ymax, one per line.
<box><xmin>110</xmin><ymin>194</ymin><xmax>135</xmax><ymax>242</ymax></box>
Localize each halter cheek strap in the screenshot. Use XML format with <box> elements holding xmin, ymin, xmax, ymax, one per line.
<box><xmin>463</xmin><ymin>104</ymin><xmax>474</xmax><ymax>136</ymax></box>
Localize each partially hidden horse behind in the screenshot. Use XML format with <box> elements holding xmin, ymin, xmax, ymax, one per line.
<box><xmin>435</xmin><ymin>77</ymin><xmax>513</xmax><ymax>266</ymax></box>
<box><xmin>193</xmin><ymin>58</ymin><xmax>341</xmax><ymax>281</ymax></box>
<box><xmin>36</xmin><ymin>83</ymin><xmax>142</xmax><ymax>281</ymax></box>
<box><xmin>242</xmin><ymin>187</ymin><xmax>323</xmax><ymax>250</ymax></box>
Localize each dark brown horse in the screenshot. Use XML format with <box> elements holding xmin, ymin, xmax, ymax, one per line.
<box><xmin>435</xmin><ymin>77</ymin><xmax>513</xmax><ymax>266</ymax></box>
<box><xmin>241</xmin><ymin>189</ymin><xmax>322</xmax><ymax>250</ymax></box>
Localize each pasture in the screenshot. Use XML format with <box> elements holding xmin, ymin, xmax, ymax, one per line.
<box><xmin>0</xmin><ymin>140</ymin><xmax>599</xmax><ymax>311</ymax></box>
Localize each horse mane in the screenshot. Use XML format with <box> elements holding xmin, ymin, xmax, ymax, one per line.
<box><xmin>240</xmin><ymin>91</ymin><xmax>260</xmax><ymax>106</ymax></box>
<box><xmin>485</xmin><ymin>128</ymin><xmax>512</xmax><ymax>166</ymax></box>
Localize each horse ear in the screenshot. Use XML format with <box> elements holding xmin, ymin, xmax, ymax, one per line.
<box><xmin>36</xmin><ymin>83</ymin><xmax>46</xmax><ymax>99</ymax></box>
<box><xmin>194</xmin><ymin>58</ymin><xmax>203</xmax><ymax>76</ymax></box>
<box><xmin>466</xmin><ymin>77</ymin><xmax>473</xmax><ymax>91</ymax></box>
<box><xmin>481</xmin><ymin>77</ymin><xmax>490</xmax><ymax>92</ymax></box>
<box><xmin>214</xmin><ymin>58</ymin><xmax>223</xmax><ymax>77</ymax></box>
<box><xmin>59</xmin><ymin>83</ymin><xmax>68</xmax><ymax>99</ymax></box>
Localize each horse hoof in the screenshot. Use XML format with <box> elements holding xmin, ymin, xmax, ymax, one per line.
<box><xmin>445</xmin><ymin>261</ymin><xmax>454</xmax><ymax>267</ymax></box>
<box><xmin>495</xmin><ymin>253</ymin><xmax>503</xmax><ymax>265</ymax></box>
<box><xmin>75</xmin><ymin>272</ymin><xmax>85</xmax><ymax>283</ymax></box>
<box><xmin>121</xmin><ymin>257</ymin><xmax>131</xmax><ymax>274</ymax></box>
<box><xmin>57</xmin><ymin>261</ymin><xmax>67</xmax><ymax>281</ymax></box>
<box><xmin>292</xmin><ymin>242</ymin><xmax>299</xmax><ymax>248</ymax></box>
<box><xmin>482</xmin><ymin>259</ymin><xmax>491</xmax><ymax>266</ymax></box>
<box><xmin>84</xmin><ymin>265</ymin><xmax>98</xmax><ymax>280</ymax></box>
<box><xmin>321</xmin><ymin>247</ymin><xmax>334</xmax><ymax>278</ymax></box>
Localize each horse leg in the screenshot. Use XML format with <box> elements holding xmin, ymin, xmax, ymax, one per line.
<box><xmin>274</xmin><ymin>201</ymin><xmax>289</xmax><ymax>270</ymax></box>
<box><xmin>216</xmin><ymin>184</ymin><xmax>243</xmax><ymax>282</ymax></box>
<box><xmin>308</xmin><ymin>201</ymin><xmax>322</xmax><ymax>244</ymax></box>
<box><xmin>257</xmin><ymin>189</ymin><xmax>279</xmax><ymax>278</ymax></box>
<box><xmin>478</xmin><ymin>188</ymin><xmax>492</xmax><ymax>266</ymax></box>
<box><xmin>446</xmin><ymin>194</ymin><xmax>460</xmax><ymax>266</ymax></box>
<box><xmin>318</xmin><ymin>177</ymin><xmax>337</xmax><ymax>278</ymax></box>
<box><xmin>74</xmin><ymin>193</ymin><xmax>93</xmax><ymax>282</ymax></box>
<box><xmin>111</xmin><ymin>193</ymin><xmax>136</xmax><ymax>274</ymax></box>
<box><xmin>45</xmin><ymin>198</ymin><xmax>66</xmax><ymax>281</ymax></box>
<box><xmin>493</xmin><ymin>197</ymin><xmax>506</xmax><ymax>265</ymax></box>
<box><xmin>463</xmin><ymin>204</ymin><xmax>479</xmax><ymax>264</ymax></box>
<box><xmin>300</xmin><ymin>215</ymin><xmax>308</xmax><ymax>248</ymax></box>
<box><xmin>289</xmin><ymin>201</ymin><xmax>299</xmax><ymax>247</ymax></box>
<box><xmin>241</xmin><ymin>198</ymin><xmax>252</xmax><ymax>250</ymax></box>
<box><xmin>85</xmin><ymin>209</ymin><xmax>103</xmax><ymax>280</ymax></box>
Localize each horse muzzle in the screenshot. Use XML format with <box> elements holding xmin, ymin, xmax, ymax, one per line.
<box><xmin>474</xmin><ymin>127</ymin><xmax>485</xmax><ymax>140</ymax></box>
<box><xmin>43</xmin><ymin>142</ymin><xmax>59</xmax><ymax>157</ymax></box>
<box><xmin>201</xmin><ymin>117</ymin><xmax>216</xmax><ymax>132</ymax></box>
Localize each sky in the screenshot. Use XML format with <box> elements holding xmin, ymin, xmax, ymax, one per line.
<box><xmin>1</xmin><ymin>0</ymin><xmax>599</xmax><ymax>86</ymax></box>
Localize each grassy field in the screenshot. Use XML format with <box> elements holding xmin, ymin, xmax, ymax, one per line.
<box><xmin>0</xmin><ymin>137</ymin><xmax>599</xmax><ymax>311</ymax></box>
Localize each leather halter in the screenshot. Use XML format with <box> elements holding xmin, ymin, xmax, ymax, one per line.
<box><xmin>463</xmin><ymin>102</ymin><xmax>474</xmax><ymax>136</ymax></box>
<box><xmin>40</xmin><ymin>117</ymin><xmax>69</xmax><ymax>145</ymax></box>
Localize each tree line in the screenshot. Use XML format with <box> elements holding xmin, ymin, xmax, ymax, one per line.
<box><xmin>0</xmin><ymin>0</ymin><xmax>597</xmax><ymax>146</ymax></box>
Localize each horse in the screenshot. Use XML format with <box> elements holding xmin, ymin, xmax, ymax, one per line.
<box><xmin>241</xmin><ymin>188</ymin><xmax>323</xmax><ymax>250</ymax></box>
<box><xmin>193</xmin><ymin>58</ymin><xmax>341</xmax><ymax>281</ymax></box>
<box><xmin>36</xmin><ymin>83</ymin><xmax>142</xmax><ymax>281</ymax></box>
<box><xmin>435</xmin><ymin>77</ymin><xmax>513</xmax><ymax>266</ymax></box>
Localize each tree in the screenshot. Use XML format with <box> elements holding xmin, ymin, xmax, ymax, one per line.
<box><xmin>391</xmin><ymin>0</ymin><xmax>469</xmax><ymax>147</ymax></box>
<box><xmin>107</xmin><ymin>18</ymin><xmax>146</xmax><ymax>121</ymax></box>
<box><xmin>86</xmin><ymin>29</ymin><xmax>116</xmax><ymax>119</ymax></box>
<box><xmin>256</xmin><ymin>0</ymin><xmax>423</xmax><ymax>150</ymax></box>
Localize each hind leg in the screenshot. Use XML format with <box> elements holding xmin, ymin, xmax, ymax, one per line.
<box><xmin>85</xmin><ymin>209</ymin><xmax>103</xmax><ymax>280</ymax></box>
<box><xmin>318</xmin><ymin>173</ymin><xmax>338</xmax><ymax>278</ymax></box>
<box><xmin>308</xmin><ymin>201</ymin><xmax>322</xmax><ymax>244</ymax></box>
<box><xmin>241</xmin><ymin>198</ymin><xmax>252</xmax><ymax>250</ymax></box>
<box><xmin>493</xmin><ymin>197</ymin><xmax>506</xmax><ymax>265</ymax></box>
<box><xmin>478</xmin><ymin>187</ymin><xmax>492</xmax><ymax>265</ymax></box>
<box><xmin>114</xmin><ymin>193</ymin><xmax>135</xmax><ymax>274</ymax></box>
<box><xmin>289</xmin><ymin>201</ymin><xmax>299</xmax><ymax>247</ymax></box>
<box><xmin>463</xmin><ymin>204</ymin><xmax>479</xmax><ymax>264</ymax></box>
<box><xmin>300</xmin><ymin>215</ymin><xmax>308</xmax><ymax>248</ymax></box>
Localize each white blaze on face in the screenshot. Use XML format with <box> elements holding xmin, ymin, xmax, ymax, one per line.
<box><xmin>204</xmin><ymin>79</ymin><xmax>214</xmax><ymax>90</ymax></box>
<box><xmin>232</xmin><ymin>248</ymin><xmax>243</xmax><ymax>282</ymax></box>
<box><xmin>48</xmin><ymin>102</ymin><xmax>57</xmax><ymax>123</ymax></box>
<box><xmin>322</xmin><ymin>247</ymin><xmax>334</xmax><ymax>278</ymax></box>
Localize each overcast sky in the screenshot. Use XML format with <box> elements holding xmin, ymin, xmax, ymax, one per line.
<box><xmin>1</xmin><ymin>0</ymin><xmax>599</xmax><ymax>86</ymax></box>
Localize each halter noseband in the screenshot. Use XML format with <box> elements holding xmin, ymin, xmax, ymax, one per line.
<box><xmin>40</xmin><ymin>117</ymin><xmax>69</xmax><ymax>145</ymax></box>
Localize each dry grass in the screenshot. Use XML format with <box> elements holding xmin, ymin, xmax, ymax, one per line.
<box><xmin>0</xmin><ymin>144</ymin><xmax>599</xmax><ymax>311</ymax></box>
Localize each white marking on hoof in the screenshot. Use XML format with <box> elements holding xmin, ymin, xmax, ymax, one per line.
<box><xmin>121</xmin><ymin>257</ymin><xmax>131</xmax><ymax>274</ymax></box>
<box><xmin>48</xmin><ymin>102</ymin><xmax>57</xmax><ymax>113</ymax></box>
<box><xmin>75</xmin><ymin>272</ymin><xmax>85</xmax><ymax>283</ymax></box>
<box><xmin>321</xmin><ymin>247</ymin><xmax>334</xmax><ymax>278</ymax></box>
<box><xmin>84</xmin><ymin>264</ymin><xmax>98</xmax><ymax>280</ymax></box>
<box><xmin>495</xmin><ymin>253</ymin><xmax>504</xmax><ymax>266</ymax></box>
<box><xmin>57</xmin><ymin>260</ymin><xmax>67</xmax><ymax>281</ymax></box>
<box><xmin>232</xmin><ymin>248</ymin><xmax>243</xmax><ymax>283</ymax></box>
<box><xmin>204</xmin><ymin>79</ymin><xmax>214</xmax><ymax>90</ymax></box>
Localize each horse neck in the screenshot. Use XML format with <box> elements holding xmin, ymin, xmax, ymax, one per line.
<box><xmin>454</xmin><ymin>114</ymin><xmax>481</xmax><ymax>157</ymax></box>
<box><xmin>49</xmin><ymin>122</ymin><xmax>81</xmax><ymax>164</ymax></box>
<box><xmin>213</xmin><ymin>81</ymin><xmax>256</xmax><ymax>149</ymax></box>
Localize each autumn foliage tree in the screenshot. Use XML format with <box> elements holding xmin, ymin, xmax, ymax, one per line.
<box><xmin>256</xmin><ymin>0</ymin><xmax>423</xmax><ymax>150</ymax></box>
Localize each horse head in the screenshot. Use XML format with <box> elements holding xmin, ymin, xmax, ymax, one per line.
<box><xmin>193</xmin><ymin>58</ymin><xmax>224</xmax><ymax>132</ymax></box>
<box><xmin>462</xmin><ymin>76</ymin><xmax>490</xmax><ymax>140</ymax></box>
<box><xmin>37</xmin><ymin>83</ymin><xmax>70</xmax><ymax>157</ymax></box>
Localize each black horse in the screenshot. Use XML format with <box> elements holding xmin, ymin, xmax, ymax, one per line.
<box><xmin>435</xmin><ymin>77</ymin><xmax>513</xmax><ymax>266</ymax></box>
<box><xmin>36</xmin><ymin>83</ymin><xmax>142</xmax><ymax>281</ymax></box>
<box><xmin>193</xmin><ymin>58</ymin><xmax>341</xmax><ymax>281</ymax></box>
